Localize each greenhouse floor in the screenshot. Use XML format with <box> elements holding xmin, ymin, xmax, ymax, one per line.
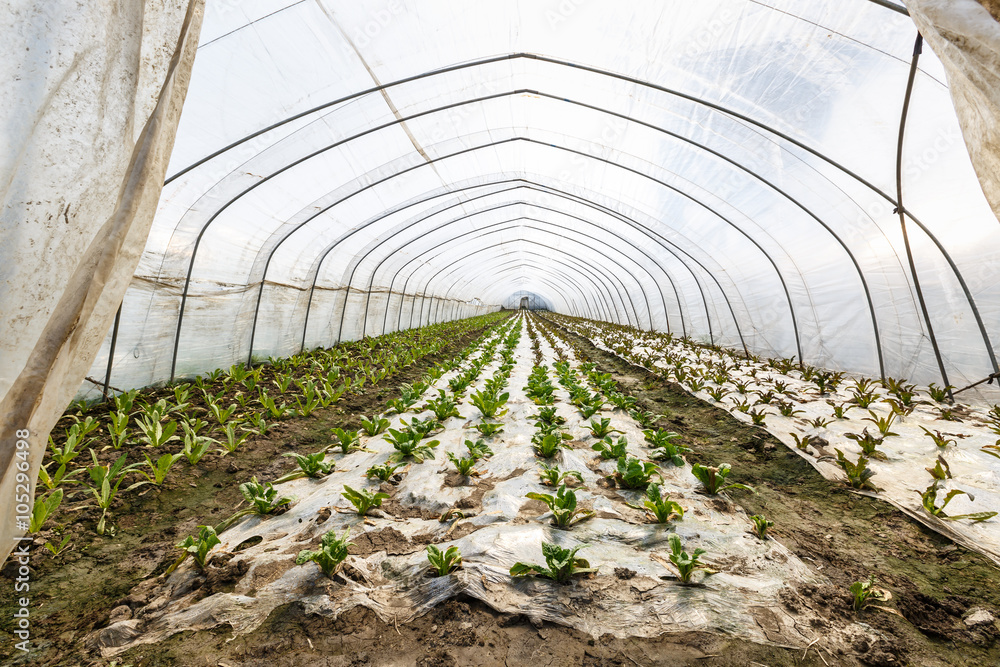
<box><xmin>3</xmin><ymin>314</ymin><xmax>1000</xmax><ymax>666</ymax></box>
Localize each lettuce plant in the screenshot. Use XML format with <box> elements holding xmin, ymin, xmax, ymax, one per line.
<box><xmin>636</xmin><ymin>484</ymin><xmax>684</xmax><ymax>523</ymax></box>
<box><xmin>525</xmin><ymin>484</ymin><xmax>594</xmax><ymax>528</ymax></box>
<box><xmin>592</xmin><ymin>436</ymin><xmax>628</xmax><ymax>460</ymax></box>
<box><xmin>844</xmin><ymin>430</ymin><xmax>888</xmax><ymax>461</ymax></box>
<box><xmin>537</xmin><ymin>463</ymin><xmax>583</xmax><ymax>487</ymax></box>
<box><xmin>834</xmin><ymin>449</ymin><xmax>878</xmax><ymax>491</ymax></box>
<box><xmin>667</xmin><ymin>533</ymin><xmax>715</xmax><ymax>583</ymax></box>
<box><xmin>447</xmin><ymin>453</ymin><xmax>479</xmax><ymax>477</ymax></box>
<box><xmin>749</xmin><ymin>514</ymin><xmax>773</xmax><ymax>539</ymax></box>
<box><xmin>365</xmin><ymin>462</ymin><xmax>403</xmax><ymax>482</ymax></box>
<box><xmin>29</xmin><ymin>489</ymin><xmax>63</xmax><ymax>533</ymax></box>
<box><xmin>691</xmin><ymin>463</ymin><xmax>754</xmax><ymax>495</ymax></box>
<box><xmin>342</xmin><ymin>485</ymin><xmax>390</xmax><ymax>516</ymax></box>
<box><xmin>920</xmin><ymin>427</ymin><xmax>956</xmax><ymax>449</ymax></box>
<box><xmin>361</xmin><ymin>413</ymin><xmax>390</xmax><ymax>436</ymax></box>
<box><xmin>139</xmin><ymin>451</ymin><xmax>183</xmax><ymax>486</ymax></box>
<box><xmin>83</xmin><ymin>450</ymin><xmax>147</xmax><ymax>535</ymax></box>
<box><xmin>276</xmin><ymin>451</ymin><xmax>335</xmax><ymax>482</ymax></box>
<box><xmin>330</xmin><ymin>428</ymin><xmax>363</xmax><ymax>454</ymax></box>
<box><xmin>474</xmin><ymin>421</ymin><xmax>504</xmax><ymax>437</ymax></box>
<box><xmin>587</xmin><ymin>417</ymin><xmax>621</xmax><ymax>439</ymax></box>
<box><xmin>919</xmin><ymin>482</ymin><xmax>997</xmax><ymax>522</ymax></box>
<box><xmin>469</xmin><ymin>390</ymin><xmax>509</xmax><ymax>419</ymax></box>
<box><xmin>464</xmin><ymin>438</ymin><xmax>494</xmax><ymax>460</ymax></box>
<box><xmin>643</xmin><ymin>429</ymin><xmax>689</xmax><ymax>466</ymax></box>
<box><xmin>426</xmin><ymin>545</ymin><xmax>462</xmax><ymax>576</ymax></box>
<box><xmin>533</xmin><ymin>433</ymin><xmax>563</xmax><ymax>459</ymax></box>
<box><xmin>850</xmin><ymin>575</ymin><xmax>887</xmax><ymax>612</ymax></box>
<box><xmin>614</xmin><ymin>456</ymin><xmax>660</xmax><ymax>490</ymax></box>
<box><xmin>296</xmin><ymin>528</ymin><xmax>353</xmax><ymax>578</ymax></box>
<box><xmin>175</xmin><ymin>525</ymin><xmax>221</xmax><ymax>572</ymax></box>
<box><xmin>509</xmin><ymin>542</ymin><xmax>595</xmax><ymax>583</ymax></box>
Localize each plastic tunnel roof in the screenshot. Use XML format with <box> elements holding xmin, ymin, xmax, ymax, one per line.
<box><xmin>83</xmin><ymin>0</ymin><xmax>1000</xmax><ymax>399</ymax></box>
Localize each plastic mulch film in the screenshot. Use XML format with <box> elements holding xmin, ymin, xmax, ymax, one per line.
<box><xmin>86</xmin><ymin>317</ymin><xmax>880</xmax><ymax>656</ymax></box>
<box><xmin>555</xmin><ymin>316</ymin><xmax>1000</xmax><ymax>568</ymax></box>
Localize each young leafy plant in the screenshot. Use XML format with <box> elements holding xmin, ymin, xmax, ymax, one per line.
<box><xmin>83</xmin><ymin>450</ymin><xmax>147</xmax><ymax>535</ymax></box>
<box><xmin>636</xmin><ymin>483</ymin><xmax>684</xmax><ymax>523</ymax></box>
<box><xmin>643</xmin><ymin>429</ymin><xmax>689</xmax><ymax>466</ymax></box>
<box><xmin>691</xmin><ymin>463</ymin><xmax>754</xmax><ymax>495</ymax></box>
<box><xmin>525</xmin><ymin>484</ymin><xmax>595</xmax><ymax>528</ymax></box>
<box><xmin>533</xmin><ymin>433</ymin><xmax>564</xmax><ymax>459</ymax></box>
<box><xmin>276</xmin><ymin>451</ymin><xmax>335</xmax><ymax>482</ymax></box>
<box><xmin>920</xmin><ymin>427</ymin><xmax>956</xmax><ymax>449</ymax></box>
<box><xmin>851</xmin><ymin>575</ymin><xmax>888</xmax><ymax>612</ymax></box>
<box><xmin>475</xmin><ymin>421</ymin><xmax>505</xmax><ymax>437</ymax></box>
<box><xmin>385</xmin><ymin>429</ymin><xmax>439</xmax><ymax>463</ymax></box>
<box><xmin>863</xmin><ymin>411</ymin><xmax>899</xmax><ymax>438</ymax></box>
<box><xmin>29</xmin><ymin>489</ymin><xmax>63</xmax><ymax>533</ymax></box>
<box><xmin>423</xmin><ymin>390</ymin><xmax>461</xmax><ymax>421</ymax></box>
<box><xmin>296</xmin><ymin>528</ymin><xmax>353</xmax><ymax>578</ymax></box>
<box><xmin>447</xmin><ymin>452</ymin><xmax>480</xmax><ymax>477</ymax></box>
<box><xmin>614</xmin><ymin>456</ymin><xmax>660</xmax><ymax>490</ymax></box>
<box><xmin>174</xmin><ymin>525</ymin><xmax>221</xmax><ymax>572</ymax></box>
<box><xmin>330</xmin><ymin>428</ymin><xmax>363</xmax><ymax>454</ymax></box>
<box><xmin>749</xmin><ymin>514</ymin><xmax>774</xmax><ymax>540</ymax></box>
<box><xmin>537</xmin><ymin>463</ymin><xmax>583</xmax><ymax>487</ymax></box>
<box><xmin>919</xmin><ymin>482</ymin><xmax>998</xmax><ymax>522</ymax></box>
<box><xmin>365</xmin><ymin>462</ymin><xmax>404</xmax><ymax>482</ymax></box>
<box><xmin>217</xmin><ymin>422</ymin><xmax>250</xmax><ymax>456</ymax></box>
<box><xmin>361</xmin><ymin>413</ymin><xmax>390</xmax><ymax>436</ymax></box>
<box><xmin>426</xmin><ymin>544</ymin><xmax>462</xmax><ymax>576</ymax></box>
<box><xmin>845</xmin><ymin>429</ymin><xmax>888</xmax><ymax>461</ymax></box>
<box><xmin>139</xmin><ymin>451</ymin><xmax>184</xmax><ymax>486</ymax></box>
<box><xmin>509</xmin><ymin>542</ymin><xmax>595</xmax><ymax>583</ymax></box>
<box><xmin>469</xmin><ymin>390</ymin><xmax>510</xmax><ymax>419</ymax></box>
<box><xmin>834</xmin><ymin>449</ymin><xmax>879</xmax><ymax>491</ymax></box>
<box><xmin>591</xmin><ymin>435</ymin><xmax>628</xmax><ymax>460</ymax></box>
<box><xmin>464</xmin><ymin>438</ymin><xmax>494</xmax><ymax>460</ymax></box>
<box><xmin>342</xmin><ymin>485</ymin><xmax>390</xmax><ymax>516</ymax></box>
<box><xmin>240</xmin><ymin>477</ymin><xmax>294</xmax><ymax>516</ymax></box>
<box><xmin>667</xmin><ymin>533</ymin><xmax>715</xmax><ymax>584</ymax></box>
<box><xmin>587</xmin><ymin>417</ymin><xmax>621</xmax><ymax>439</ymax></box>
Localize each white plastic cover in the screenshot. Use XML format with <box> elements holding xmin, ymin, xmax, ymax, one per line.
<box><xmin>0</xmin><ymin>0</ymin><xmax>204</xmax><ymax>563</ymax></box>
<box><xmin>77</xmin><ymin>0</ymin><xmax>1000</xmax><ymax>403</ymax></box>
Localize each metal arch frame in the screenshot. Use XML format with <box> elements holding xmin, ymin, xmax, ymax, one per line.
<box><xmin>368</xmin><ymin>201</ymin><xmax>669</xmax><ymax>334</ymax></box>
<box><xmin>413</xmin><ymin>250</ymin><xmax>619</xmax><ymax>328</ymax></box>
<box><xmin>293</xmin><ymin>174</ymin><xmax>743</xmax><ymax>361</ymax></box>
<box><xmin>349</xmin><ymin>203</ymin><xmax>669</xmax><ymax>334</ymax></box>
<box><xmin>438</xmin><ymin>262</ymin><xmax>591</xmax><ymax>323</ymax></box>
<box><xmin>154</xmin><ymin>81</ymin><xmax>992</xmax><ymax>384</ymax></box>
<box><xmin>352</xmin><ymin>216</ymin><xmax>651</xmax><ymax>335</ymax></box>
<box><xmin>160</xmin><ymin>53</ymin><xmax>995</xmax><ymax>370</ymax></box>
<box><xmin>246</xmin><ymin>122</ymin><xmax>790</xmax><ymax>371</ymax></box>
<box><xmin>166</xmin><ymin>91</ymin><xmax>828</xmax><ymax>377</ymax></box>
<box><xmin>294</xmin><ymin>179</ymin><xmax>694</xmax><ymax>350</ymax></box>
<box><xmin>408</xmin><ymin>225</ymin><xmax>635</xmax><ymax>328</ymax></box>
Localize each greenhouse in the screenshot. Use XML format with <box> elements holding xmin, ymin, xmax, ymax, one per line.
<box><xmin>4</xmin><ymin>0</ymin><xmax>1000</xmax><ymax>664</ymax></box>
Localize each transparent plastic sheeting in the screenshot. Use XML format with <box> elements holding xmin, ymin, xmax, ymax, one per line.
<box><xmin>558</xmin><ymin>316</ymin><xmax>1000</xmax><ymax>567</ymax></box>
<box><xmin>81</xmin><ymin>0</ymin><xmax>1000</xmax><ymax>402</ymax></box>
<box><xmin>89</xmin><ymin>318</ymin><xmax>856</xmax><ymax>656</ymax></box>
